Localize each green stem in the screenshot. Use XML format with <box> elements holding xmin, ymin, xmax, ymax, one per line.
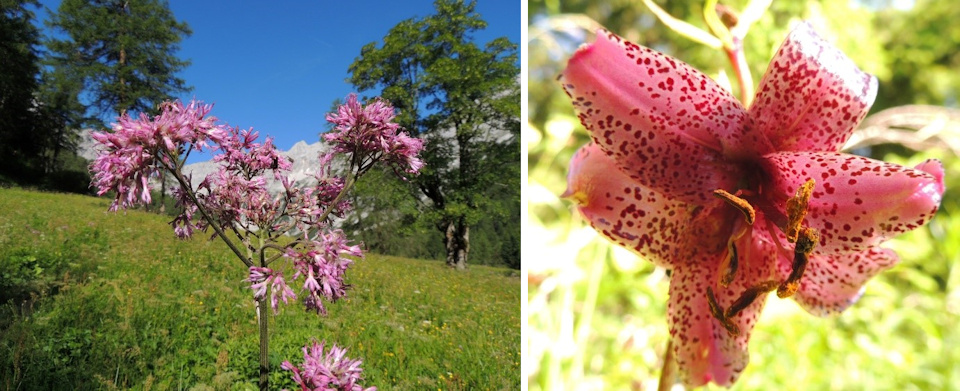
<box><xmin>263</xmin><ymin>241</ymin><xmax>306</xmax><ymax>267</ymax></box>
<box><xmin>308</xmin><ymin>156</ymin><xmax>363</xmax><ymax>239</ymax></box>
<box><xmin>257</xmin><ymin>235</ymin><xmax>270</xmax><ymax>390</ymax></box>
<box><xmin>257</xmin><ymin>296</ymin><xmax>269</xmax><ymax>390</ymax></box>
<box><xmin>658</xmin><ymin>338</ymin><xmax>675</xmax><ymax>391</ymax></box>
<box><xmin>571</xmin><ymin>243</ymin><xmax>605</xmax><ymax>384</ymax></box>
<box><xmin>159</xmin><ymin>146</ymin><xmax>252</xmax><ymax>268</ymax></box>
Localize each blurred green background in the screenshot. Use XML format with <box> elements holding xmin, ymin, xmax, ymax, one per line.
<box><xmin>526</xmin><ymin>0</ymin><xmax>960</xmax><ymax>389</ymax></box>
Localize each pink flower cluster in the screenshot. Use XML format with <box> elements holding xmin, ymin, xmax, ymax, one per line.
<box><xmin>246</xmin><ymin>266</ymin><xmax>297</xmax><ymax>311</ymax></box>
<box><xmin>281</xmin><ymin>340</ymin><xmax>376</xmax><ymax>391</ymax></box>
<box><xmin>310</xmin><ymin>152</ymin><xmax>351</xmax><ymax>220</ymax></box>
<box><xmin>91</xmin><ymin>95</ymin><xmax>418</xmax><ymax>389</ymax></box>
<box><xmin>213</xmin><ymin>126</ymin><xmax>292</xmax><ymax>177</ymax></box>
<box><xmin>290</xmin><ymin>229</ymin><xmax>363</xmax><ymax>315</ymax></box>
<box><xmin>324</xmin><ymin>93</ymin><xmax>424</xmax><ymax>176</ymax></box>
<box><xmin>188</xmin><ymin>126</ymin><xmax>292</xmax><ymax>235</ymax></box>
<box><xmin>90</xmin><ymin>97</ymin><xmax>422</xmax><ymax>316</ymax></box>
<box><xmin>90</xmin><ymin>100</ymin><xmax>224</xmax><ymax>210</ymax></box>
<box><xmin>246</xmin><ymin>229</ymin><xmax>361</xmax><ymax>315</ymax></box>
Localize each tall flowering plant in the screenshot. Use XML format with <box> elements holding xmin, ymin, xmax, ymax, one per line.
<box><xmin>90</xmin><ymin>94</ymin><xmax>422</xmax><ymax>390</ymax></box>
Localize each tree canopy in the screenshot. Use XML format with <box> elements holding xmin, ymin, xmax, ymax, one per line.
<box><xmin>45</xmin><ymin>0</ymin><xmax>192</xmax><ymax>124</ymax></box>
<box><xmin>0</xmin><ymin>0</ymin><xmax>45</xmax><ymax>182</ymax></box>
<box><xmin>347</xmin><ymin>0</ymin><xmax>520</xmax><ymax>269</ymax></box>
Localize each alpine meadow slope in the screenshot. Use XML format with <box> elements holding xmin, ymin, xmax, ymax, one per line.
<box><xmin>0</xmin><ymin>187</ymin><xmax>520</xmax><ymax>390</ymax></box>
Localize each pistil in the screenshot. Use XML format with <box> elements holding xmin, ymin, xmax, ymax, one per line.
<box><xmin>718</xmin><ymin>241</ymin><xmax>738</xmax><ymax>287</ymax></box>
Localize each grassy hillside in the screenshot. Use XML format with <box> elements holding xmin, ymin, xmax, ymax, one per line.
<box><xmin>0</xmin><ymin>187</ymin><xmax>519</xmax><ymax>390</ymax></box>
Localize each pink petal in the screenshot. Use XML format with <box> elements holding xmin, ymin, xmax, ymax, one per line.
<box><xmin>564</xmin><ymin>144</ymin><xmax>689</xmax><ymax>268</ymax></box>
<box><xmin>749</xmin><ymin>22</ymin><xmax>878</xmax><ymax>152</ymax></box>
<box><xmin>789</xmin><ymin>247</ymin><xmax>899</xmax><ymax>316</ymax></box>
<box><xmin>668</xmin><ymin>229</ymin><xmax>778</xmax><ymax>387</ymax></box>
<box><xmin>760</xmin><ymin>152</ymin><xmax>944</xmax><ymax>255</ymax></box>
<box><xmin>915</xmin><ymin>158</ymin><xmax>946</xmax><ymax>195</ymax></box>
<box><xmin>560</xmin><ymin>30</ymin><xmax>747</xmax><ymax>205</ymax></box>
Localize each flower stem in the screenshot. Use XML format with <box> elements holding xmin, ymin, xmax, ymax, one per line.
<box><xmin>725</xmin><ymin>36</ymin><xmax>754</xmax><ymax>107</ymax></box>
<box><xmin>160</xmin><ymin>148</ymin><xmax>269</xmax><ymax>387</ymax></box>
<box><xmin>159</xmin><ymin>146</ymin><xmax>253</xmax><ymax>268</ymax></box>
<box><xmin>257</xmin><ymin>296</ymin><xmax>269</xmax><ymax>390</ymax></box>
<box><xmin>310</xmin><ymin>155</ymin><xmax>362</xmax><ymax>236</ymax></box>
<box><xmin>658</xmin><ymin>338</ymin><xmax>675</xmax><ymax>391</ymax></box>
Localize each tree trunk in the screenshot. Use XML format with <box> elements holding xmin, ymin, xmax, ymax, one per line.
<box><xmin>443</xmin><ymin>219</ymin><xmax>469</xmax><ymax>270</ymax></box>
<box><xmin>159</xmin><ymin>171</ymin><xmax>167</xmax><ymax>214</ymax></box>
<box><xmin>47</xmin><ymin>131</ymin><xmax>63</xmax><ymax>174</ymax></box>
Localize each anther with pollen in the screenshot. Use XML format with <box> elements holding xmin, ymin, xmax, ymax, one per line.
<box><xmin>713</xmin><ymin>189</ymin><xmax>755</xmax><ymax>225</ymax></box>
<box><xmin>725</xmin><ymin>280</ymin><xmax>779</xmax><ymax>318</ymax></box>
<box><xmin>709</xmin><ymin>281</ymin><xmax>778</xmax><ymax>337</ymax></box>
<box><xmin>785</xmin><ymin>179</ymin><xmax>815</xmax><ymax>243</ymax></box>
<box><xmin>707</xmin><ymin>287</ymin><xmax>740</xmax><ymax>336</ymax></box>
<box><xmin>778</xmin><ymin>226</ymin><xmax>818</xmax><ymax>298</ymax></box>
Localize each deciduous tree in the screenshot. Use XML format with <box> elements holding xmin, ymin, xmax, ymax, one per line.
<box><xmin>348</xmin><ymin>0</ymin><xmax>519</xmax><ymax>269</ymax></box>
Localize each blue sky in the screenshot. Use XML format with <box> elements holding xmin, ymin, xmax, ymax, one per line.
<box><xmin>37</xmin><ymin>0</ymin><xmax>521</xmax><ymax>162</ymax></box>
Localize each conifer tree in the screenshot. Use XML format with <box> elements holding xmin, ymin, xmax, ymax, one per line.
<box><xmin>45</xmin><ymin>0</ymin><xmax>192</xmax><ymax>123</ymax></box>
<box><xmin>0</xmin><ymin>0</ymin><xmax>46</xmax><ymax>182</ymax></box>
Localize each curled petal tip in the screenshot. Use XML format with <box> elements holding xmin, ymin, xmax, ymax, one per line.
<box><xmin>558</xmin><ymin>187</ymin><xmax>578</xmax><ymax>202</ymax></box>
<box><xmin>915</xmin><ymin>159</ymin><xmax>945</xmax><ymax>196</ymax></box>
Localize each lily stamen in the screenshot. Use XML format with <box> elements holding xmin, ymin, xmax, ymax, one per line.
<box><xmin>707</xmin><ymin>287</ymin><xmax>740</xmax><ymax>336</ymax></box>
<box><xmin>778</xmin><ymin>227</ymin><xmax>819</xmax><ymax>298</ymax></box>
<box><xmin>785</xmin><ymin>179</ymin><xmax>815</xmax><ymax>243</ymax></box>
<box><xmin>713</xmin><ymin>189</ymin><xmax>755</xmax><ymax>225</ymax></box>
<box><xmin>725</xmin><ymin>280</ymin><xmax>779</xmax><ymax>319</ymax></box>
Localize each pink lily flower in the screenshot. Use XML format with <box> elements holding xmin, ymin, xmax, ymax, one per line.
<box><xmin>561</xmin><ymin>23</ymin><xmax>944</xmax><ymax>387</ymax></box>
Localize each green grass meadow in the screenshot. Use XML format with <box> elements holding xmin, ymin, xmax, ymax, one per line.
<box><xmin>0</xmin><ymin>187</ymin><xmax>519</xmax><ymax>390</ymax></box>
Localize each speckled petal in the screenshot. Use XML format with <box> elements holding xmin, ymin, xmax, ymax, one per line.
<box><xmin>749</xmin><ymin>22</ymin><xmax>877</xmax><ymax>152</ymax></box>
<box><xmin>564</xmin><ymin>143</ymin><xmax>689</xmax><ymax>268</ymax></box>
<box><xmin>668</xmin><ymin>227</ymin><xmax>778</xmax><ymax>387</ymax></box>
<box><xmin>560</xmin><ymin>30</ymin><xmax>746</xmax><ymax>205</ymax></box>
<box><xmin>788</xmin><ymin>247</ymin><xmax>899</xmax><ymax>316</ymax></box>
<box><xmin>761</xmin><ymin>152</ymin><xmax>944</xmax><ymax>255</ymax></box>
